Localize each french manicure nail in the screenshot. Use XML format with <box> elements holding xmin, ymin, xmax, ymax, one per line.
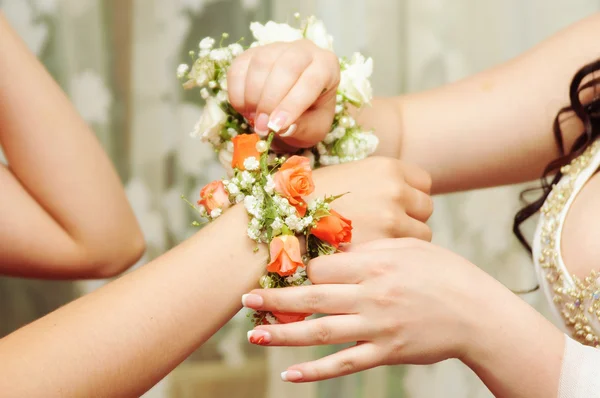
<box><xmin>267</xmin><ymin>111</ymin><xmax>289</xmax><ymax>132</ymax></box>
<box><xmin>281</xmin><ymin>370</ymin><xmax>303</xmax><ymax>382</ymax></box>
<box><xmin>247</xmin><ymin>330</ymin><xmax>271</xmax><ymax>345</ymax></box>
<box><xmin>279</xmin><ymin>123</ymin><xmax>297</xmax><ymax>138</ymax></box>
<box><xmin>254</xmin><ymin>113</ymin><xmax>269</xmax><ymax>136</ymax></box>
<box><xmin>241</xmin><ymin>293</ymin><xmax>264</xmax><ymax>308</ymax></box>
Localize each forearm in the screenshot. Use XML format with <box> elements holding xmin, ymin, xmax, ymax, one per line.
<box><xmin>0</xmin><ymin>14</ymin><xmax>143</xmax><ymax>276</ymax></box>
<box><xmin>464</xmin><ymin>279</ymin><xmax>564</xmax><ymax>398</ymax></box>
<box><xmin>358</xmin><ymin>13</ymin><xmax>600</xmax><ymax>194</ymax></box>
<box><xmin>0</xmin><ymin>204</ymin><xmax>266</xmax><ymax>397</ymax></box>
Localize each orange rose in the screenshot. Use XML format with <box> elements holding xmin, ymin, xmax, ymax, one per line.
<box><xmin>198</xmin><ymin>180</ymin><xmax>230</xmax><ymax>212</ymax></box>
<box><xmin>266</xmin><ymin>235</ymin><xmax>304</xmax><ymax>276</ymax></box>
<box><xmin>232</xmin><ymin>133</ymin><xmax>261</xmax><ymax>170</ymax></box>
<box><xmin>274</xmin><ymin>156</ymin><xmax>314</xmax><ymax>216</ymax></box>
<box><xmin>272</xmin><ymin>312</ymin><xmax>311</xmax><ymax>324</ymax></box>
<box><xmin>310</xmin><ymin>210</ymin><xmax>353</xmax><ymax>248</ymax></box>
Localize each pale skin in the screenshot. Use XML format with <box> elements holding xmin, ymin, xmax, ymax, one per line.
<box><xmin>231</xmin><ymin>11</ymin><xmax>600</xmax><ymax>398</ymax></box>
<box><xmin>0</xmin><ymin>14</ymin><xmax>144</xmax><ymax>279</ymax></box>
<box><xmin>0</xmin><ymin>18</ymin><xmax>432</xmax><ymax>393</ymax></box>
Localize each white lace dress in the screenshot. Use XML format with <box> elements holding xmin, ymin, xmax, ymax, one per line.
<box><xmin>532</xmin><ymin>140</ymin><xmax>600</xmax><ymax>397</ymax></box>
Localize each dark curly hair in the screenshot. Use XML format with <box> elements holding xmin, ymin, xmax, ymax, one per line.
<box><xmin>513</xmin><ymin>59</ymin><xmax>600</xmax><ymax>291</ymax></box>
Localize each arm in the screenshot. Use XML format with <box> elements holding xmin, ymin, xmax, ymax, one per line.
<box><xmin>361</xmin><ymin>13</ymin><xmax>600</xmax><ymax>193</ymax></box>
<box><xmin>0</xmin><ymin>13</ymin><xmax>144</xmax><ymax>278</ymax></box>
<box><xmin>241</xmin><ymin>238</ymin><xmax>566</xmax><ymax>398</ymax></box>
<box><xmin>0</xmin><ymin>204</ymin><xmax>267</xmax><ymax>397</ymax></box>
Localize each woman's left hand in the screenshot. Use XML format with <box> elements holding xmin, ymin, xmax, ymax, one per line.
<box><xmin>241</xmin><ymin>238</ymin><xmax>509</xmax><ymax>382</ymax></box>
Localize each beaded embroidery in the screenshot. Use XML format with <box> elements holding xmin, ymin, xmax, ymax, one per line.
<box><xmin>537</xmin><ymin>140</ymin><xmax>600</xmax><ymax>347</ymax></box>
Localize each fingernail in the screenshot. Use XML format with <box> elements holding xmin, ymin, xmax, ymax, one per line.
<box><xmin>254</xmin><ymin>113</ymin><xmax>269</xmax><ymax>136</ymax></box>
<box><xmin>241</xmin><ymin>293</ymin><xmax>264</xmax><ymax>308</ymax></box>
<box><xmin>281</xmin><ymin>370</ymin><xmax>303</xmax><ymax>382</ymax></box>
<box><xmin>279</xmin><ymin>123</ymin><xmax>297</xmax><ymax>138</ymax></box>
<box><xmin>268</xmin><ymin>111</ymin><xmax>289</xmax><ymax>132</ymax></box>
<box><xmin>247</xmin><ymin>329</ymin><xmax>271</xmax><ymax>345</ymax></box>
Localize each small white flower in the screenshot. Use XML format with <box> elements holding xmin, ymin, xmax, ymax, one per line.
<box><xmin>250</xmin><ymin>21</ymin><xmax>303</xmax><ymax>46</ymax></box>
<box><xmin>339</xmin><ymin>53</ymin><xmax>373</xmax><ymax>105</ymax></box>
<box><xmin>216</xmin><ymin>90</ymin><xmax>229</xmax><ymax>103</ymax></box>
<box><xmin>265</xmin><ymin>314</ymin><xmax>279</xmax><ymax>324</ymax></box>
<box><xmin>316</xmin><ymin>142</ymin><xmax>327</xmax><ymax>155</ymax></box>
<box><xmin>226</xmin><ymin>140</ymin><xmax>235</xmax><ymax>152</ymax></box>
<box><xmin>199</xmin><ymin>37</ymin><xmax>215</xmax><ymax>50</ymax></box>
<box><xmin>218</xmin><ymin>76</ymin><xmax>228</xmax><ymax>90</ymax></box>
<box><xmin>191</xmin><ymin>97</ymin><xmax>226</xmax><ymax>141</ymax></box>
<box><xmin>302</xmin><ymin>150</ymin><xmax>316</xmax><ymax>168</ymax></box>
<box><xmin>235</xmin><ymin>194</ymin><xmax>246</xmax><ymax>203</ymax></box>
<box><xmin>218</xmin><ymin>149</ymin><xmax>234</xmax><ymax>176</ymax></box>
<box><xmin>303</xmin><ymin>216</ymin><xmax>314</xmax><ymax>228</ymax></box>
<box><xmin>177</xmin><ymin>64</ymin><xmax>189</xmax><ymax>78</ymax></box>
<box><xmin>308</xmin><ymin>198</ymin><xmax>322</xmax><ymax>212</ymax></box>
<box><xmin>210</xmin><ymin>48</ymin><xmax>230</xmax><ymax>62</ymax></box>
<box><xmin>247</xmin><ymin>225</ymin><xmax>260</xmax><ymax>240</ymax></box>
<box><xmin>250</xmin><ymin>217</ymin><xmax>261</xmax><ymax>229</ymax></box>
<box><xmin>194</xmin><ymin>71</ymin><xmax>209</xmax><ymax>86</ymax></box>
<box><xmin>208</xmin><ymin>80</ymin><xmax>217</xmax><ymax>88</ymax></box>
<box><xmin>240</xmin><ymin>171</ymin><xmax>256</xmax><ymax>188</ymax></box>
<box><xmin>270</xmin><ymin>217</ymin><xmax>283</xmax><ymax>235</ymax></box>
<box><xmin>243</xmin><ymin>156</ymin><xmax>260</xmax><ymax>171</ymax></box>
<box><xmin>200</xmin><ymin>88</ymin><xmax>210</xmax><ymax>99</ymax></box>
<box><xmin>197</xmin><ymin>204</ymin><xmax>207</xmax><ymax>215</ymax></box>
<box><xmin>229</xmin><ymin>43</ymin><xmax>244</xmax><ymax>57</ymax></box>
<box><xmin>210</xmin><ymin>208</ymin><xmax>222</xmax><ymax>218</ymax></box>
<box><xmin>244</xmin><ymin>195</ymin><xmax>263</xmax><ymax>219</ymax></box>
<box><xmin>264</xmin><ymin>175</ymin><xmax>276</xmax><ymax>194</ymax></box>
<box><xmin>227</xmin><ymin>183</ymin><xmax>240</xmax><ymax>195</ymax></box>
<box><xmin>199</xmin><ymin>49</ymin><xmax>210</xmax><ymax>58</ymax></box>
<box><xmin>303</xmin><ymin>17</ymin><xmax>333</xmax><ymax>50</ymax></box>
<box><xmin>285</xmin><ymin>215</ymin><xmax>304</xmax><ymax>232</ymax></box>
<box><xmin>335</xmin><ymin>104</ymin><xmax>344</xmax><ymax>114</ymax></box>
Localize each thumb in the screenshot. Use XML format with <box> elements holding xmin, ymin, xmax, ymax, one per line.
<box><xmin>277</xmin><ymin>93</ymin><xmax>336</xmax><ymax>148</ymax></box>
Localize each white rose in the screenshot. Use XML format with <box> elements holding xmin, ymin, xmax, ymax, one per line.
<box><xmin>250</xmin><ymin>21</ymin><xmax>303</xmax><ymax>46</ymax></box>
<box><xmin>218</xmin><ymin>148</ymin><xmax>234</xmax><ymax>176</ymax></box>
<box><xmin>304</xmin><ymin>18</ymin><xmax>333</xmax><ymax>50</ymax></box>
<box><xmin>191</xmin><ymin>97</ymin><xmax>226</xmax><ymax>142</ymax></box>
<box><xmin>339</xmin><ymin>53</ymin><xmax>373</xmax><ymax>105</ymax></box>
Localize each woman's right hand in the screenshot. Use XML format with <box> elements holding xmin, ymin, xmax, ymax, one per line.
<box><xmin>227</xmin><ymin>39</ymin><xmax>340</xmax><ymax>149</ymax></box>
<box><xmin>311</xmin><ymin>157</ymin><xmax>433</xmax><ymax>244</ymax></box>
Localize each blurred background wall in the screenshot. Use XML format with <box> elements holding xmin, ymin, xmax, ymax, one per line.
<box><xmin>1</xmin><ymin>1</ymin><xmax>599</xmax><ymax>397</ymax></box>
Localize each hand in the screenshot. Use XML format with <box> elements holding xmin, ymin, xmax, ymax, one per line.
<box><xmin>227</xmin><ymin>40</ymin><xmax>339</xmax><ymax>148</ymax></box>
<box><xmin>311</xmin><ymin>156</ymin><xmax>434</xmax><ymax>243</ymax></box>
<box><xmin>241</xmin><ymin>238</ymin><xmax>507</xmax><ymax>382</ymax></box>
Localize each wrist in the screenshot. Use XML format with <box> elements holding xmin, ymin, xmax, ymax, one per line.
<box><xmin>459</xmin><ymin>275</ymin><xmax>564</xmax><ymax>397</ymax></box>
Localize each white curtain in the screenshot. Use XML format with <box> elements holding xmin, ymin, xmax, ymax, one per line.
<box><xmin>2</xmin><ymin>1</ymin><xmax>599</xmax><ymax>397</ymax></box>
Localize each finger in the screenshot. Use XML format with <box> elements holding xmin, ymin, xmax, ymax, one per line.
<box><xmin>275</xmin><ymin>97</ymin><xmax>336</xmax><ymax>148</ymax></box>
<box><xmin>244</xmin><ymin>43</ymin><xmax>290</xmax><ymax>131</ymax></box>
<box><xmin>255</xmin><ymin>42</ymin><xmax>314</xmax><ymax>120</ymax></box>
<box><xmin>403</xmin><ymin>186</ymin><xmax>434</xmax><ymax>222</ymax></box>
<box><xmin>249</xmin><ymin>315</ymin><xmax>370</xmax><ymax>347</ymax></box>
<box><xmin>227</xmin><ymin>50</ymin><xmax>253</xmax><ymax>115</ymax></box>
<box><xmin>281</xmin><ymin>343</ymin><xmax>380</xmax><ymax>382</ymax></box>
<box><xmin>242</xmin><ymin>284</ymin><xmax>362</xmax><ymax>314</ymax></box>
<box><xmin>390</xmin><ymin>215</ymin><xmax>432</xmax><ymax>242</ymax></box>
<box><xmin>400</xmin><ymin>162</ymin><xmax>432</xmax><ymax>194</ymax></box>
<box><xmin>266</xmin><ymin>51</ymin><xmax>339</xmax><ymax>135</ymax></box>
<box><xmin>306</xmin><ymin>251</ymin><xmax>371</xmax><ymax>284</ymax></box>
<box><xmin>344</xmin><ymin>237</ymin><xmax>419</xmax><ymax>253</ymax></box>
